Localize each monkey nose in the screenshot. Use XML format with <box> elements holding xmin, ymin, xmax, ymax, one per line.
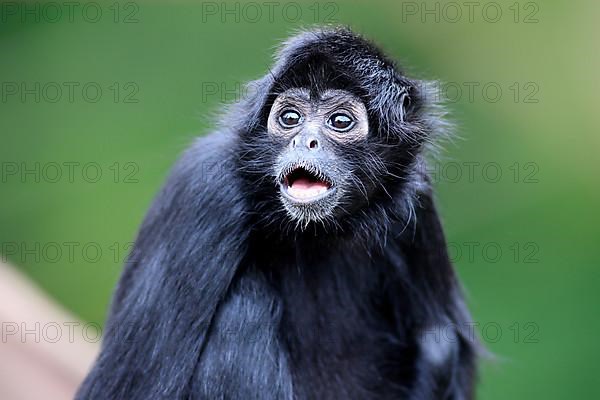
<box><xmin>306</xmin><ymin>137</ymin><xmax>320</xmax><ymax>150</ymax></box>
<box><xmin>291</xmin><ymin>135</ymin><xmax>320</xmax><ymax>151</ymax></box>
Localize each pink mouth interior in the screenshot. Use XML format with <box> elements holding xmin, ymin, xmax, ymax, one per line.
<box><xmin>285</xmin><ymin>169</ymin><xmax>331</xmax><ymax>200</ymax></box>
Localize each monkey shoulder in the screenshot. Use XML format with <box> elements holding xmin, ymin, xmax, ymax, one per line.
<box><xmin>147</xmin><ymin>130</ymin><xmax>248</xmax><ymax>222</ymax></box>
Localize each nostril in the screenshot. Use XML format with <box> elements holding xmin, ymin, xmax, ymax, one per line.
<box><xmin>291</xmin><ymin>138</ymin><xmax>297</xmax><ymax>148</ymax></box>
<box><xmin>308</xmin><ymin>139</ymin><xmax>319</xmax><ymax>149</ymax></box>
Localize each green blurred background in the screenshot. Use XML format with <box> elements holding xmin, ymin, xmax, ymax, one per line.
<box><xmin>1</xmin><ymin>0</ymin><xmax>598</xmax><ymax>398</ymax></box>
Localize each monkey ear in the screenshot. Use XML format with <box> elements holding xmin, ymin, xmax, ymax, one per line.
<box><xmin>220</xmin><ymin>74</ymin><xmax>274</xmax><ymax>134</ymax></box>
<box><xmin>410</xmin><ymin>79</ymin><xmax>455</xmax><ymax>147</ymax></box>
<box><xmin>398</xmin><ymin>86</ymin><xmax>411</xmax><ymax>123</ymax></box>
<box><xmin>366</xmin><ymin>71</ymin><xmax>420</xmax><ymax>140</ymax></box>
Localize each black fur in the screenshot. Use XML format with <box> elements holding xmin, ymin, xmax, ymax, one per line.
<box><xmin>77</xmin><ymin>27</ymin><xmax>477</xmax><ymax>399</ymax></box>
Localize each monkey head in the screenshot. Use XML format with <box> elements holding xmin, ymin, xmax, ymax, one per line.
<box><xmin>236</xmin><ymin>28</ymin><xmax>442</xmax><ymax>233</ymax></box>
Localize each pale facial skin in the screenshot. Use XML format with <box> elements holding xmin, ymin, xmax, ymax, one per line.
<box><xmin>267</xmin><ymin>88</ymin><xmax>370</xmax><ymax>224</ymax></box>
<box><xmin>267</xmin><ymin>88</ymin><xmax>369</xmax><ymax>144</ymax></box>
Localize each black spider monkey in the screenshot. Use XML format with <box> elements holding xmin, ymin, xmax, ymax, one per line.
<box><xmin>77</xmin><ymin>27</ymin><xmax>478</xmax><ymax>400</ymax></box>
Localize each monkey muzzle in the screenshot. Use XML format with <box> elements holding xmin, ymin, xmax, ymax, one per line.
<box><xmin>279</xmin><ymin>161</ymin><xmax>335</xmax><ymax>203</ymax></box>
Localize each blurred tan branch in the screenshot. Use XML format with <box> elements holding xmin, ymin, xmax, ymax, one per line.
<box><xmin>0</xmin><ymin>261</ymin><xmax>98</xmax><ymax>400</ymax></box>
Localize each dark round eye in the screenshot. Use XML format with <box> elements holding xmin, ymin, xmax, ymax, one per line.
<box><xmin>279</xmin><ymin>110</ymin><xmax>302</xmax><ymax>128</ymax></box>
<box><xmin>328</xmin><ymin>113</ymin><xmax>354</xmax><ymax>131</ymax></box>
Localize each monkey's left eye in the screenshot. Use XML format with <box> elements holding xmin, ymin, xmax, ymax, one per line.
<box><xmin>279</xmin><ymin>110</ymin><xmax>302</xmax><ymax>128</ymax></box>
<box><xmin>327</xmin><ymin>113</ymin><xmax>355</xmax><ymax>132</ymax></box>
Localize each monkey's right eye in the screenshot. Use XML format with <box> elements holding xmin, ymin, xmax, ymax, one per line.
<box><xmin>279</xmin><ymin>110</ymin><xmax>302</xmax><ymax>128</ymax></box>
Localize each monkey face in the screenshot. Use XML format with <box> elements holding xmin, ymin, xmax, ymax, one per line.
<box><xmin>267</xmin><ymin>88</ymin><xmax>373</xmax><ymax>226</ymax></box>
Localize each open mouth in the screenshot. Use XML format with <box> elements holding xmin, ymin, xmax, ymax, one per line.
<box><xmin>281</xmin><ymin>164</ymin><xmax>334</xmax><ymax>202</ymax></box>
